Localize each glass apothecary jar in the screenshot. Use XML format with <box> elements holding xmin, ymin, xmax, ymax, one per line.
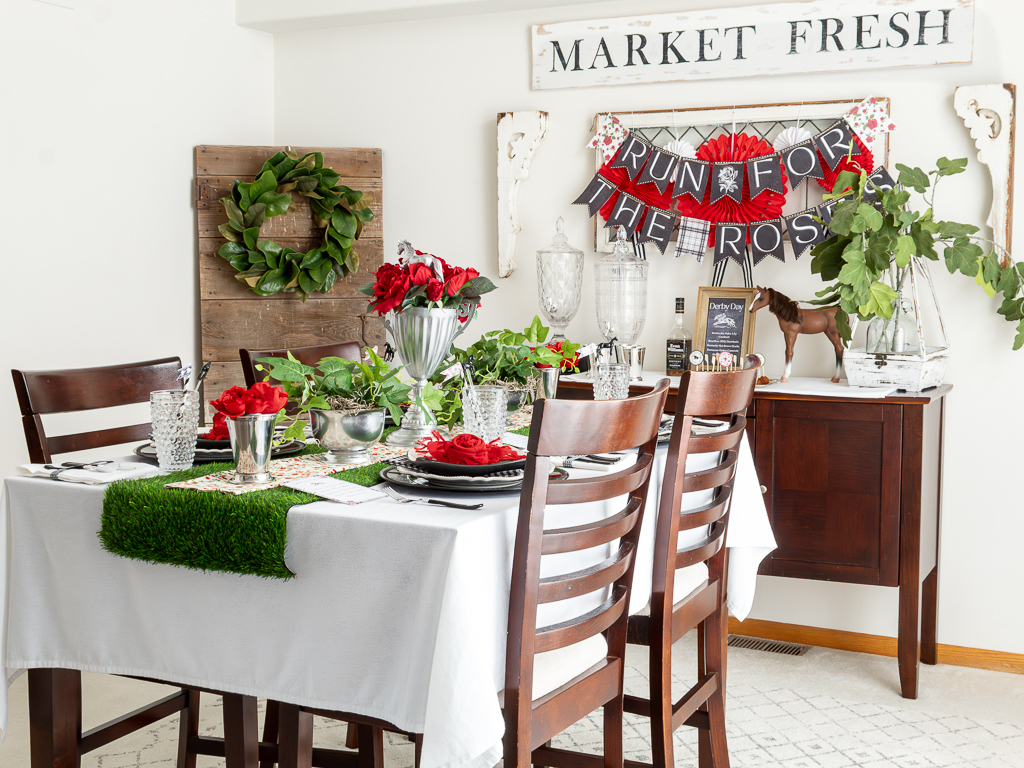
<box><xmin>536</xmin><ymin>217</ymin><xmax>584</xmax><ymax>343</ymax></box>
<box><xmin>594</xmin><ymin>227</ymin><xmax>648</xmax><ymax>345</ymax></box>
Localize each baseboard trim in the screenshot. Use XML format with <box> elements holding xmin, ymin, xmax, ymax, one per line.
<box><xmin>728</xmin><ymin>618</ymin><xmax>1024</xmax><ymax>675</ymax></box>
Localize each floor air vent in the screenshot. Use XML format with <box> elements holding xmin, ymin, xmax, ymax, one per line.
<box><xmin>727</xmin><ymin>635</ymin><xmax>811</xmax><ymax>656</ymax></box>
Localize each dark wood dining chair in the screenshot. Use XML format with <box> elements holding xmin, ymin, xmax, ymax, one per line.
<box><xmin>10</xmin><ymin>358</ymin><xmax>209</xmax><ymax>767</ymax></box>
<box><xmin>239</xmin><ymin>340</ymin><xmax>363</xmax><ymax>388</ymax></box>
<box><xmin>624</xmin><ymin>357</ymin><xmax>759</xmax><ymax>768</ymax></box>
<box><xmin>508</xmin><ymin>379</ymin><xmax>670</xmax><ymax>768</ymax></box>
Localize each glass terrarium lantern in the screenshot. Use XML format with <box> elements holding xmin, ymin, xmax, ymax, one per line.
<box><xmin>594</xmin><ymin>227</ymin><xmax>648</xmax><ymax>379</ymax></box>
<box><xmin>536</xmin><ymin>217</ymin><xmax>584</xmax><ymax>343</ymax></box>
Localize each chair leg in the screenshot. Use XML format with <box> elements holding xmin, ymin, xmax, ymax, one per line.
<box><xmin>260</xmin><ymin>700</ymin><xmax>281</xmax><ymax>768</ymax></box>
<box><xmin>176</xmin><ymin>689</ymin><xmax>200</xmax><ymax>768</ymax></box>
<box><xmin>648</xmin><ymin>635</ymin><xmax>675</xmax><ymax>768</ymax></box>
<box><xmin>224</xmin><ymin>694</ymin><xmax>260</xmax><ymax>768</ymax></box>
<box><xmin>345</xmin><ymin>722</ymin><xmax>359</xmax><ymax>750</ymax></box>
<box><xmin>278</xmin><ymin>703</ymin><xmax>314</xmax><ymax>768</ymax></box>
<box><xmin>703</xmin><ymin>602</ymin><xmax>730</xmax><ymax>768</ymax></box>
<box><xmin>356</xmin><ymin>725</ymin><xmax>384</xmax><ymax>768</ymax></box>
<box><xmin>604</xmin><ymin>696</ymin><xmax>624</xmax><ymax>768</ymax></box>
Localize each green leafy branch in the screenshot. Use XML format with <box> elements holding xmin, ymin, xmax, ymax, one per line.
<box><xmin>809</xmin><ymin>158</ymin><xmax>1024</xmax><ymax>349</ymax></box>
<box><xmin>256</xmin><ymin>348</ymin><xmax>410</xmax><ymax>440</ymax></box>
<box><xmin>218</xmin><ymin>151</ymin><xmax>374</xmax><ymax>301</ymax></box>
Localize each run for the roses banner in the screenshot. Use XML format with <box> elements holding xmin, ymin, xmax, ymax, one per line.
<box><xmin>533</xmin><ymin>0</ymin><xmax>974</xmax><ymax>90</ymax></box>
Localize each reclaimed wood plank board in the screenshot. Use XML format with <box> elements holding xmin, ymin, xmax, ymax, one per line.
<box><xmin>195</xmin><ymin>145</ymin><xmax>381</xmax><ymax>179</ymax></box>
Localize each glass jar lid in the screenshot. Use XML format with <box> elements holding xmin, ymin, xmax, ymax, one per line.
<box><xmin>537</xmin><ymin>217</ymin><xmax>584</xmax><ymax>258</ymax></box>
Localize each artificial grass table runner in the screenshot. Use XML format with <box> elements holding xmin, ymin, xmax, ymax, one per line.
<box><xmin>99</xmin><ymin>426</ymin><xmax>532</xmax><ymax>579</ymax></box>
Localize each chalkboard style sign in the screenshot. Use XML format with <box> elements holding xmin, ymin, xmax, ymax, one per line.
<box><xmin>694</xmin><ymin>287</ymin><xmax>758</xmax><ymax>362</ymax></box>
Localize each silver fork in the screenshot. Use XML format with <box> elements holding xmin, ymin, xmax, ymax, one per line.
<box><xmin>380</xmin><ymin>485</ymin><xmax>483</xmax><ymax>510</ymax></box>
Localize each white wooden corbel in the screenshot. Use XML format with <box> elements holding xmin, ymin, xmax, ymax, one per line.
<box><xmin>497</xmin><ymin>110</ymin><xmax>548</xmax><ymax>278</ymax></box>
<box><xmin>954</xmin><ymin>84</ymin><xmax>1016</xmax><ymax>259</ymax></box>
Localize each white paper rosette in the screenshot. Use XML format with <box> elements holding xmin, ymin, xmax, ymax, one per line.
<box><xmin>772</xmin><ymin>126</ymin><xmax>813</xmax><ymax>151</ymax></box>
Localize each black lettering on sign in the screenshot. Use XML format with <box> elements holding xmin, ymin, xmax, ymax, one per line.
<box><xmin>714</xmin><ymin>222</ymin><xmax>747</xmax><ymax>266</ymax></box>
<box><xmin>916</xmin><ymin>9</ymin><xmax>952</xmax><ymax>45</ymax></box>
<box><xmin>551</xmin><ymin>39</ymin><xmax>584</xmax><ymax>72</ymax></box>
<box><xmin>789</xmin><ymin>20</ymin><xmax>813</xmax><ymax>54</ymax></box>
<box><xmin>725</xmin><ymin>25</ymin><xmax>756</xmax><ymax>60</ymax></box>
<box><xmin>856</xmin><ymin>15</ymin><xmax>882</xmax><ymax>50</ymax></box>
<box><xmin>605</xmin><ymin>192</ymin><xmax>647</xmax><ymax>236</ymax></box>
<box><xmin>697</xmin><ymin>28</ymin><xmax>722</xmax><ymax>61</ymax></box>
<box><xmin>572</xmin><ymin>173</ymin><xmax>618</xmax><ymax>217</ymax></box>
<box><xmin>782</xmin><ymin>140</ymin><xmax>824</xmax><ymax>189</ymax></box>
<box><xmin>750</xmin><ymin>218</ymin><xmax>785</xmax><ymax>265</ymax></box>
<box><xmin>814</xmin><ymin>119</ymin><xmax>856</xmax><ymax>170</ymax></box>
<box><xmin>590</xmin><ymin>37</ymin><xmax>616</xmax><ymax>68</ymax></box>
<box><xmin>888</xmin><ymin>12</ymin><xmax>910</xmax><ymax>48</ymax></box>
<box><xmin>661</xmin><ymin>31</ymin><xmax>688</xmax><ymax>64</ymax></box>
<box><xmin>636</xmin><ymin>147</ymin><xmax>679</xmax><ymax>194</ymax></box>
<box><xmin>672</xmin><ymin>158</ymin><xmax>711</xmax><ymax>201</ymax></box>
<box><xmin>746</xmin><ymin>154</ymin><xmax>784</xmax><ymax>198</ymax></box>
<box><xmin>703</xmin><ymin>297</ymin><xmax>748</xmax><ymax>358</ymax></box>
<box><xmin>784</xmin><ymin>209</ymin><xmax>828</xmax><ymax>259</ymax></box>
<box><xmin>638</xmin><ymin>207</ymin><xmax>677</xmax><ymax>255</ymax></box>
<box><xmin>626</xmin><ymin>34</ymin><xmax>650</xmax><ymax>65</ymax></box>
<box><xmin>819</xmin><ymin>18</ymin><xmax>845</xmax><ymax>51</ymax></box>
<box><xmin>609</xmin><ymin>133</ymin><xmax>652</xmax><ymax>181</ymax></box>
<box><xmin>711</xmin><ymin>162</ymin><xmax>745</xmax><ymax>204</ymax></box>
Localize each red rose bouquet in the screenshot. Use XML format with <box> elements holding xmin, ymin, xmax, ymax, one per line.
<box><xmin>209</xmin><ymin>382</ymin><xmax>289</xmax><ymax>419</ymax></box>
<box><xmin>417</xmin><ymin>431</ymin><xmax>525</xmax><ymax>466</ymax></box>
<box><xmin>360</xmin><ymin>241</ymin><xmax>497</xmax><ymax>317</ymax></box>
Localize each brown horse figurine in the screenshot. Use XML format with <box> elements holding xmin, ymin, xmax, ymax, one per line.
<box><xmin>749</xmin><ymin>286</ymin><xmax>845</xmax><ymax>383</ymax></box>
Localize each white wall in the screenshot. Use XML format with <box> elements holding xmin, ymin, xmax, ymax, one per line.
<box><xmin>0</xmin><ymin>1</ymin><xmax>273</xmax><ymax>467</ymax></box>
<box><xmin>273</xmin><ymin>0</ymin><xmax>1024</xmax><ymax>654</ymax></box>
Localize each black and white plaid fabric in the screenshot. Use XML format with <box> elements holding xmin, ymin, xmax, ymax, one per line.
<box><xmin>673</xmin><ymin>216</ymin><xmax>711</xmax><ymax>262</ymax></box>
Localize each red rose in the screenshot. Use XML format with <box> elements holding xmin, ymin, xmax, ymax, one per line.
<box><xmin>866</xmin><ymin>118</ymin><xmax>878</xmax><ymax>130</ymax></box>
<box><xmin>200</xmin><ymin>412</ymin><xmax>229</xmax><ymax>440</ymax></box>
<box><xmin>209</xmin><ymin>385</ymin><xmax>248</xmax><ymax>418</ymax></box>
<box><xmin>409</xmin><ymin>262</ymin><xmax>434</xmax><ymax>286</ymax></box>
<box><xmin>374</xmin><ymin>272</ymin><xmax>412</xmax><ymax>315</ymax></box>
<box><xmin>426</xmin><ymin>279</ymin><xmax>444</xmax><ymax>302</ymax></box>
<box><xmin>247</xmin><ymin>381</ymin><xmax>289</xmax><ymax>414</ymax></box>
<box><xmin>446</xmin><ymin>433</ymin><xmax>490</xmax><ymax>464</ymax></box>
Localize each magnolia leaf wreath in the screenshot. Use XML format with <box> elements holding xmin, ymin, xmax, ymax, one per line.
<box><xmin>217</xmin><ymin>151</ymin><xmax>374</xmax><ymax>301</ymax></box>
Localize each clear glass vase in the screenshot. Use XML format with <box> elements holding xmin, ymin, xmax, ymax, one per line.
<box><xmin>536</xmin><ymin>218</ymin><xmax>584</xmax><ymax>343</ymax></box>
<box><xmin>594</xmin><ymin>227</ymin><xmax>648</xmax><ymax>345</ymax></box>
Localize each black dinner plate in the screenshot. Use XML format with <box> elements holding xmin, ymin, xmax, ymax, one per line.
<box><xmin>411</xmin><ymin>455</ymin><xmax>527</xmax><ymax>477</ymax></box>
<box><xmin>134</xmin><ymin>439</ymin><xmax>307</xmax><ymax>465</ymax></box>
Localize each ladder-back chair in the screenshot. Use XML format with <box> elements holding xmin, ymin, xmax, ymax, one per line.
<box><xmin>625</xmin><ymin>357</ymin><xmax>759</xmax><ymax>768</ymax></box>
<box><xmin>508</xmin><ymin>379</ymin><xmax>670</xmax><ymax>768</ymax></box>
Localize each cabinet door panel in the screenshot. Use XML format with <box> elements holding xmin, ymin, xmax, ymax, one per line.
<box><xmin>760</xmin><ymin>400</ymin><xmax>902</xmax><ymax>585</ymax></box>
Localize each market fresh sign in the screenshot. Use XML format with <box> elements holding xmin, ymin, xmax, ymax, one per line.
<box><xmin>531</xmin><ymin>0</ymin><xmax>974</xmax><ymax>90</ymax></box>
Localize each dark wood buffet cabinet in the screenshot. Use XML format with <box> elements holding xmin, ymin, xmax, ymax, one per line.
<box><xmin>560</xmin><ymin>377</ymin><xmax>949</xmax><ymax>699</ymax></box>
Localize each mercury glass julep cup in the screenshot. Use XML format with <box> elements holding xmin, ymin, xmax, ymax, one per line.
<box><xmin>149</xmin><ymin>390</ymin><xmax>200</xmax><ymax>471</ymax></box>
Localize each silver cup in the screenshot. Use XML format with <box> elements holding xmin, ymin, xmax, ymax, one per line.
<box><xmin>536</xmin><ymin>367</ymin><xmax>560</xmax><ymax>399</ymax></box>
<box><xmin>227</xmin><ymin>413</ymin><xmax>277</xmax><ymax>484</ymax></box>
<box><xmin>310</xmin><ymin>408</ymin><xmax>385</xmax><ymax>465</ymax></box>
<box><xmin>621</xmin><ymin>344</ymin><xmax>646</xmax><ymax>381</ymax></box>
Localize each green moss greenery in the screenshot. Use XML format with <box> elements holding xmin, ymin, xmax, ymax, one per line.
<box><xmin>100</xmin><ymin>442</ymin><xmax>390</xmax><ymax>579</ymax></box>
<box><xmin>217</xmin><ymin>150</ymin><xmax>374</xmax><ymax>301</ymax></box>
<box><xmin>809</xmin><ymin>158</ymin><xmax>1023</xmax><ymax>348</ymax></box>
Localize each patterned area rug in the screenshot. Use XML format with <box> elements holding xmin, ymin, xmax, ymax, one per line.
<box><xmin>78</xmin><ymin>677</ymin><xmax>1024</xmax><ymax>768</ymax></box>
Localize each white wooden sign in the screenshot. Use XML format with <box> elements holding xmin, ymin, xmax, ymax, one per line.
<box><xmin>532</xmin><ymin>0</ymin><xmax>974</xmax><ymax>90</ymax></box>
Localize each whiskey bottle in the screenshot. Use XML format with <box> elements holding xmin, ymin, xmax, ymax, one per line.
<box><xmin>666</xmin><ymin>298</ymin><xmax>692</xmax><ymax>374</ymax></box>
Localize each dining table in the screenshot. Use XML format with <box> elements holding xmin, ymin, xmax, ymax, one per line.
<box><xmin>0</xmin><ymin>418</ymin><xmax>776</xmax><ymax>768</ymax></box>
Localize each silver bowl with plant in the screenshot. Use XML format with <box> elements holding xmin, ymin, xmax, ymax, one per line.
<box><xmin>310</xmin><ymin>408</ymin><xmax>385</xmax><ymax>465</ymax></box>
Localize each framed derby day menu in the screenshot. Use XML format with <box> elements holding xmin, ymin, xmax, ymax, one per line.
<box><xmin>694</xmin><ymin>287</ymin><xmax>757</xmax><ymax>363</ymax></box>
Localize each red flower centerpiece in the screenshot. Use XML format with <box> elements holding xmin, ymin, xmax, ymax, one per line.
<box><xmin>416</xmin><ymin>431</ymin><xmax>525</xmax><ymax>466</ymax></box>
<box><xmin>208</xmin><ymin>382</ymin><xmax>290</xmax><ymax>484</ymax></box>
<box><xmin>360</xmin><ymin>240</ymin><xmax>499</xmax><ymax>448</ymax></box>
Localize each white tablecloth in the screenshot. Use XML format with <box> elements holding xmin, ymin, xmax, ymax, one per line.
<box><xmin>0</xmin><ymin>441</ymin><xmax>774</xmax><ymax>768</ymax></box>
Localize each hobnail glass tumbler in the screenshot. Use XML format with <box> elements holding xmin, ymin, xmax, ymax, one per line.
<box><xmin>593</xmin><ymin>364</ymin><xmax>630</xmax><ymax>401</ymax></box>
<box><xmin>462</xmin><ymin>385</ymin><xmax>508</xmax><ymax>444</ymax></box>
<box><xmin>150</xmin><ymin>390</ymin><xmax>199</xmax><ymax>471</ymax></box>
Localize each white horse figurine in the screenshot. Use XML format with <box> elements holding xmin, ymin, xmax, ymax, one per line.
<box><xmin>397</xmin><ymin>240</ymin><xmax>444</xmax><ymax>282</ymax></box>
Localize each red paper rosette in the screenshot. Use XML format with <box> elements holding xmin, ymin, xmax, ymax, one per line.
<box><xmin>595</xmin><ymin>164</ymin><xmax>675</xmax><ymax>227</ymax></box>
<box><xmin>816</xmin><ymin>131</ymin><xmax>874</xmax><ymax>192</ymax></box>
<box><xmin>673</xmin><ymin>133</ymin><xmax>789</xmax><ymax>246</ymax></box>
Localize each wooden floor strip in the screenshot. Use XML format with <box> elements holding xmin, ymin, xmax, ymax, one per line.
<box><xmin>728</xmin><ymin>618</ymin><xmax>1024</xmax><ymax>675</ymax></box>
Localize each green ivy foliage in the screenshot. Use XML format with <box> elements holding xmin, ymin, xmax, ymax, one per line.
<box><xmin>217</xmin><ymin>151</ymin><xmax>374</xmax><ymax>301</ymax></box>
<box><xmin>810</xmin><ymin>158</ymin><xmax>1024</xmax><ymax>349</ymax></box>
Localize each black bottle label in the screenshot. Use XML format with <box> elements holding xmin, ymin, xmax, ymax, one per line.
<box><xmin>666</xmin><ymin>339</ymin><xmax>692</xmax><ymax>374</ymax></box>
